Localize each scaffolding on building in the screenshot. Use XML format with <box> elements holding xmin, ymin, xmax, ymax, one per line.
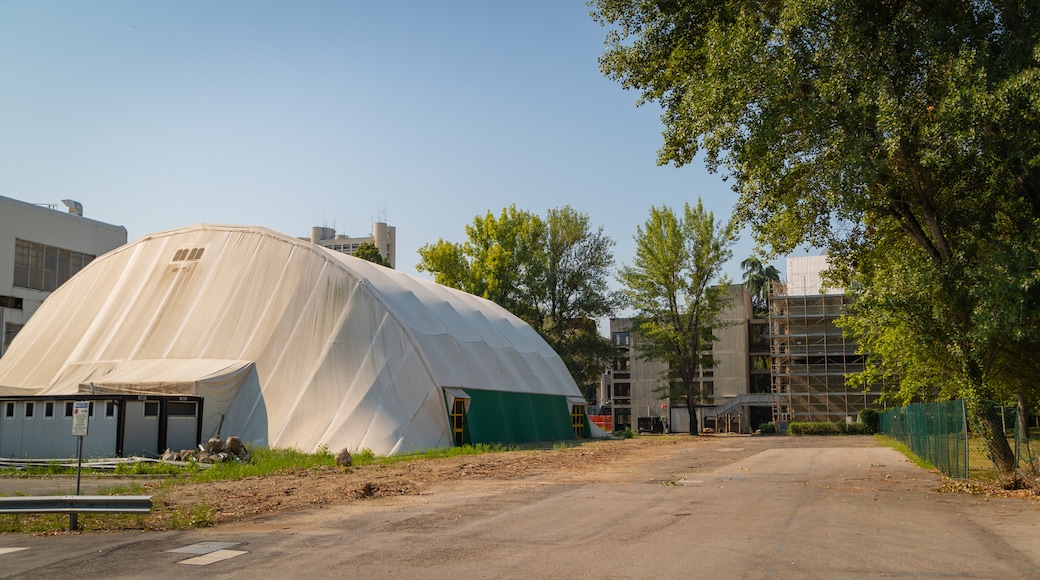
<box><xmin>769</xmin><ymin>282</ymin><xmax>881</xmax><ymax>424</ymax></box>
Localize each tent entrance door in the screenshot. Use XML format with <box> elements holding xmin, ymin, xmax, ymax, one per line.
<box><xmin>451</xmin><ymin>398</ymin><xmax>465</xmax><ymax>447</ymax></box>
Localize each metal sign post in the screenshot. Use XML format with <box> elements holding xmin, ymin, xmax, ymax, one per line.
<box><xmin>70</xmin><ymin>401</ymin><xmax>90</xmax><ymax>531</ymax></box>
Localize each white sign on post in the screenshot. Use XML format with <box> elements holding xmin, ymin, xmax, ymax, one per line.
<box><xmin>71</xmin><ymin>401</ymin><xmax>90</xmax><ymax>437</ymax></box>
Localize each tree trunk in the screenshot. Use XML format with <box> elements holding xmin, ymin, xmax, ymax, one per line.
<box><xmin>980</xmin><ymin>402</ymin><xmax>1019</xmax><ymax>485</ymax></box>
<box><xmin>1018</xmin><ymin>389</ymin><xmax>1030</xmax><ymax>442</ymax></box>
<box><xmin>687</xmin><ymin>389</ymin><xmax>699</xmax><ymax>435</ymax></box>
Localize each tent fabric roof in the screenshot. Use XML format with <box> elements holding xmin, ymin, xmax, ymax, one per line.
<box><xmin>0</xmin><ymin>224</ymin><xmax>584</xmax><ymax>454</ymax></box>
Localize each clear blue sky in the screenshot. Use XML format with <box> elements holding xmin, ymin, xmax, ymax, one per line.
<box><xmin>0</xmin><ymin>1</ymin><xmax>795</xmax><ymax>287</ymax></box>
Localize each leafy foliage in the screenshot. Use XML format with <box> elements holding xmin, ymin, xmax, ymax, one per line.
<box><xmin>859</xmin><ymin>409</ymin><xmax>880</xmax><ymax>435</ymax></box>
<box><xmin>592</xmin><ymin>0</ymin><xmax>1040</xmax><ymax>478</ymax></box>
<box><xmin>417</xmin><ymin>205</ymin><xmax>620</xmax><ymax>388</ymax></box>
<box><xmin>788</xmin><ymin>422</ymin><xmax>841</xmax><ymax>436</ymax></box>
<box><xmin>352</xmin><ymin>242</ymin><xmax>391</xmax><ymax>268</ymax></box>
<box><xmin>740</xmin><ymin>256</ymin><xmax>780</xmax><ymax>317</ymax></box>
<box><xmin>619</xmin><ymin>200</ymin><xmax>737</xmax><ymax>434</ymax></box>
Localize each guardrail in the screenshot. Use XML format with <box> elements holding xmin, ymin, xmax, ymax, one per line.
<box><xmin>0</xmin><ymin>495</ymin><xmax>152</xmax><ymax>514</ymax></box>
<box><xmin>0</xmin><ymin>495</ymin><xmax>152</xmax><ymax>530</ymax></box>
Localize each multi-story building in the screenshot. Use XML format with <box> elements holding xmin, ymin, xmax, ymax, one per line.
<box><xmin>602</xmin><ymin>318</ymin><xmax>669</xmax><ymax>432</ymax></box>
<box><xmin>603</xmin><ymin>255</ymin><xmax>882</xmax><ymax>434</ymax></box>
<box><xmin>769</xmin><ymin>255</ymin><xmax>883</xmax><ymax>424</ymax></box>
<box><xmin>603</xmin><ymin>285</ymin><xmax>773</xmax><ymax>434</ymax></box>
<box><xmin>0</xmin><ymin>196</ymin><xmax>127</xmax><ymax>357</ymax></box>
<box><xmin>307</xmin><ymin>223</ymin><xmax>396</xmax><ymax>268</ymax></box>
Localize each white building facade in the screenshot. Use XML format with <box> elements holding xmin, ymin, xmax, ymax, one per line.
<box><xmin>307</xmin><ymin>222</ymin><xmax>396</xmax><ymax>268</ymax></box>
<box><xmin>0</xmin><ymin>196</ymin><xmax>127</xmax><ymax>357</ymax></box>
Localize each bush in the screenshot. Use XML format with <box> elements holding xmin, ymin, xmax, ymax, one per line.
<box><xmin>788</xmin><ymin>421</ymin><xmax>841</xmax><ymax>435</ymax></box>
<box><xmin>790</xmin><ymin>421</ymin><xmax>874</xmax><ymax>435</ymax></box>
<box><xmin>758</xmin><ymin>422</ymin><xmax>777</xmax><ymax>435</ymax></box>
<box><xmin>622</xmin><ymin>426</ymin><xmax>635</xmax><ymax>439</ymax></box>
<box><xmin>845</xmin><ymin>422</ymin><xmax>872</xmax><ymax>435</ymax></box>
<box><xmin>833</xmin><ymin>421</ymin><xmax>873</xmax><ymax>435</ymax></box>
<box><xmin>859</xmin><ymin>408</ymin><xmax>880</xmax><ymax>434</ymax></box>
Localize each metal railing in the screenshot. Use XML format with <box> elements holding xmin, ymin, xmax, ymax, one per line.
<box><xmin>0</xmin><ymin>495</ymin><xmax>152</xmax><ymax>514</ymax></box>
<box><xmin>0</xmin><ymin>495</ymin><xmax>152</xmax><ymax>531</ymax></box>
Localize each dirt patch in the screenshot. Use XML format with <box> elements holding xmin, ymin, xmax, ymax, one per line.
<box><xmin>147</xmin><ymin>436</ymin><xmax>704</xmax><ymax>529</ymax></box>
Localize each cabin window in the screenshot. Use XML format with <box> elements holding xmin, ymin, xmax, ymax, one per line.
<box><xmin>168</xmin><ymin>402</ymin><xmax>196</xmax><ymax>417</ymax></box>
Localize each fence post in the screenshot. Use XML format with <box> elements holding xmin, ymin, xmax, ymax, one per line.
<box><xmin>962</xmin><ymin>400</ymin><xmax>970</xmax><ymax>479</ymax></box>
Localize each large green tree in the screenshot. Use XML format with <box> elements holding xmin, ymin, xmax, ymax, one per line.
<box><xmin>417</xmin><ymin>205</ymin><xmax>545</xmax><ymax>321</ymax></box>
<box><xmin>352</xmin><ymin>242</ymin><xmax>391</xmax><ymax>268</ymax></box>
<box><xmin>417</xmin><ymin>205</ymin><xmax>619</xmax><ymax>390</ymax></box>
<box><xmin>741</xmin><ymin>256</ymin><xmax>781</xmax><ymax>317</ymax></box>
<box><xmin>619</xmin><ymin>200</ymin><xmax>737</xmax><ymax>434</ymax></box>
<box><xmin>592</xmin><ymin>0</ymin><xmax>1040</xmax><ymax>480</ymax></box>
<box><xmin>532</xmin><ymin>206</ymin><xmax>621</xmax><ymax>388</ymax></box>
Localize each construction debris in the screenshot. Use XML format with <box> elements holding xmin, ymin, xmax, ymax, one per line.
<box><xmin>160</xmin><ymin>436</ymin><xmax>252</xmax><ymax>464</ymax></box>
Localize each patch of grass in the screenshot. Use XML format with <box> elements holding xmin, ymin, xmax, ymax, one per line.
<box><xmin>113</xmin><ymin>461</ymin><xmax>187</xmax><ymax>476</ymax></box>
<box><xmin>352</xmin><ymin>443</ymin><xmax>521</xmax><ymax>467</ymax></box>
<box><xmin>874</xmin><ymin>435</ymin><xmax>936</xmax><ymax>470</ymax></box>
<box><xmin>0</xmin><ymin>462</ymin><xmax>103</xmax><ymax>477</ymax></box>
<box><xmin>0</xmin><ymin>513</ymin><xmax>70</xmax><ymax>534</ymax></box>
<box><xmin>162</xmin><ymin>498</ymin><xmax>216</xmax><ymax>529</ymax></box>
<box><xmin>0</xmin><ymin>442</ymin><xmax>532</xmax><ymax>533</ymax></box>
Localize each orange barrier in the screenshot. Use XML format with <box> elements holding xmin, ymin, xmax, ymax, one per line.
<box><xmin>589</xmin><ymin>415</ymin><xmax>612</xmax><ymax>431</ymax></box>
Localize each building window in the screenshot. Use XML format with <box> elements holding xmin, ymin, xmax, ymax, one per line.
<box><xmin>24</xmin><ymin>402</ymin><xmax>33</xmax><ymax>418</ymax></box>
<box><xmin>168</xmin><ymin>402</ymin><xmax>196</xmax><ymax>417</ymax></box>
<box><xmin>3</xmin><ymin>323</ymin><xmax>23</xmax><ymax>353</ymax></box>
<box><xmin>144</xmin><ymin>401</ymin><xmax>159</xmax><ymax>417</ymax></box>
<box><xmin>613</xmin><ymin>383</ymin><xmax>631</xmax><ymax>406</ymax></box>
<box><xmin>105</xmin><ymin>401</ymin><xmax>116</xmax><ymax>418</ymax></box>
<box><xmin>698</xmin><ymin>381</ymin><xmax>714</xmax><ymax>402</ymax></box>
<box><xmin>749</xmin><ymin>324</ymin><xmax>769</xmax><ymax>349</ymax></box>
<box><xmin>612</xmin><ymin>332</ymin><xmax>630</xmax><ymax>347</ymax></box>
<box><xmin>614</xmin><ymin>407</ymin><xmax>632</xmax><ymax>431</ymax></box>
<box><xmin>751</xmin><ymin>356</ymin><xmax>770</xmax><ymax>371</ymax></box>
<box><xmin>65</xmin><ymin>402</ymin><xmax>74</xmax><ymax>417</ymax></box>
<box><xmin>750</xmin><ymin>374</ymin><xmax>771</xmax><ymax>394</ymax></box>
<box><xmin>13</xmin><ymin>239</ymin><xmax>95</xmax><ymax>291</ymax></box>
<box><xmin>44</xmin><ymin>401</ymin><xmax>54</xmax><ymax>418</ymax></box>
<box><xmin>5</xmin><ymin>402</ymin><xmax>14</xmax><ymax>418</ymax></box>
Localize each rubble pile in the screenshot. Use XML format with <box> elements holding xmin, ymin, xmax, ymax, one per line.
<box><xmin>161</xmin><ymin>436</ymin><xmax>252</xmax><ymax>464</ymax></box>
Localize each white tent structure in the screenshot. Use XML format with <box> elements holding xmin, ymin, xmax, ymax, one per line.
<box><xmin>0</xmin><ymin>225</ymin><xmax>593</xmax><ymax>455</ymax></box>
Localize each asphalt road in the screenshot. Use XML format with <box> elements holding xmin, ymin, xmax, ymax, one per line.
<box><xmin>1</xmin><ymin>436</ymin><xmax>1038</xmax><ymax>579</ymax></box>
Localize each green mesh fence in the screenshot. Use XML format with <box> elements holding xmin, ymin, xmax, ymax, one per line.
<box><xmin>881</xmin><ymin>400</ymin><xmax>1038</xmax><ymax>482</ymax></box>
<box><xmin>967</xmin><ymin>402</ymin><xmax>1039</xmax><ymax>482</ymax></box>
<box><xmin>880</xmin><ymin>401</ymin><xmax>968</xmax><ymax>479</ymax></box>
